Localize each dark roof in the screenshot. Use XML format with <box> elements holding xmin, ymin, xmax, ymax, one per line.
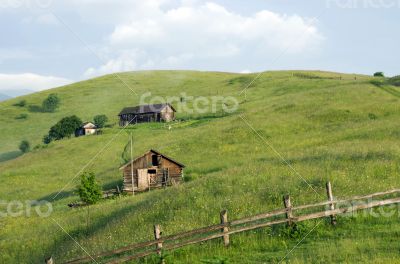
<box><xmin>119</xmin><ymin>149</ymin><xmax>185</xmax><ymax>170</ymax></box>
<box><xmin>118</xmin><ymin>103</ymin><xmax>175</xmax><ymax>116</ymax></box>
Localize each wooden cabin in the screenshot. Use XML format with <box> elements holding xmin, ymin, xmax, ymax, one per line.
<box><xmin>75</xmin><ymin>122</ymin><xmax>97</xmax><ymax>137</ymax></box>
<box><xmin>120</xmin><ymin>149</ymin><xmax>185</xmax><ymax>193</ymax></box>
<box><xmin>118</xmin><ymin>103</ymin><xmax>176</xmax><ymax>126</ymax></box>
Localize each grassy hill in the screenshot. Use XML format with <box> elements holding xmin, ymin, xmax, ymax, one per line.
<box><xmin>1</xmin><ymin>70</ymin><xmax>400</xmax><ymax>263</ymax></box>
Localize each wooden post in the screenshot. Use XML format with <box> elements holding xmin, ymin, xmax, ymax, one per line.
<box><xmin>326</xmin><ymin>182</ymin><xmax>337</xmax><ymax>225</ymax></box>
<box><xmin>283</xmin><ymin>195</ymin><xmax>294</xmax><ymax>226</ymax></box>
<box><xmin>220</xmin><ymin>210</ymin><xmax>230</xmax><ymax>246</ymax></box>
<box><xmin>45</xmin><ymin>257</ymin><xmax>53</xmax><ymax>264</ymax></box>
<box><xmin>130</xmin><ymin>133</ymin><xmax>134</xmax><ymax>196</ymax></box>
<box><xmin>154</xmin><ymin>224</ymin><xmax>162</xmax><ymax>255</ymax></box>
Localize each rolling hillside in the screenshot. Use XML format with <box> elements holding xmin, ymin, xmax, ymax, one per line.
<box><xmin>1</xmin><ymin>70</ymin><xmax>400</xmax><ymax>263</ymax></box>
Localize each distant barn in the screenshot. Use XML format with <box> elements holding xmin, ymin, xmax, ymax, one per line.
<box><xmin>118</xmin><ymin>103</ymin><xmax>176</xmax><ymax>126</ymax></box>
<box><xmin>75</xmin><ymin>122</ymin><xmax>97</xmax><ymax>137</ymax></box>
<box><xmin>120</xmin><ymin>149</ymin><xmax>185</xmax><ymax>194</ymax></box>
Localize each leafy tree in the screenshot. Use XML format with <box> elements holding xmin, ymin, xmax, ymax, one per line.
<box><xmin>77</xmin><ymin>172</ymin><xmax>102</xmax><ymax>205</ymax></box>
<box><xmin>93</xmin><ymin>114</ymin><xmax>108</xmax><ymax>128</ymax></box>
<box><xmin>374</xmin><ymin>72</ymin><xmax>384</xmax><ymax>77</ymax></box>
<box><xmin>44</xmin><ymin>115</ymin><xmax>82</xmax><ymax>143</ymax></box>
<box><xmin>19</xmin><ymin>140</ymin><xmax>30</xmax><ymax>153</ymax></box>
<box><xmin>42</xmin><ymin>93</ymin><xmax>60</xmax><ymax>112</ymax></box>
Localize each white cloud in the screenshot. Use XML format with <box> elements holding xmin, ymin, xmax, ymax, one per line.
<box><xmin>0</xmin><ymin>73</ymin><xmax>72</xmax><ymax>93</ymax></box>
<box><xmin>84</xmin><ymin>1</ymin><xmax>323</xmax><ymax>77</ymax></box>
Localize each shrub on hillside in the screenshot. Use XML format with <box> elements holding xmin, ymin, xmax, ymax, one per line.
<box><xmin>44</xmin><ymin>115</ymin><xmax>82</xmax><ymax>143</ymax></box>
<box><xmin>14</xmin><ymin>100</ymin><xmax>26</xmax><ymax>107</ymax></box>
<box><xmin>43</xmin><ymin>135</ymin><xmax>52</xmax><ymax>144</ymax></box>
<box><xmin>19</xmin><ymin>140</ymin><xmax>30</xmax><ymax>153</ymax></box>
<box><xmin>77</xmin><ymin>172</ymin><xmax>102</xmax><ymax>205</ymax></box>
<box><xmin>42</xmin><ymin>93</ymin><xmax>60</xmax><ymax>112</ymax></box>
<box><xmin>368</xmin><ymin>113</ymin><xmax>378</xmax><ymax>120</ymax></box>
<box><xmin>93</xmin><ymin>114</ymin><xmax>108</xmax><ymax>128</ymax></box>
<box><xmin>374</xmin><ymin>72</ymin><xmax>385</xmax><ymax>77</ymax></box>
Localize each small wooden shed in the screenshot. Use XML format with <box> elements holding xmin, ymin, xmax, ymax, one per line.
<box><xmin>120</xmin><ymin>149</ymin><xmax>185</xmax><ymax>193</ymax></box>
<box><xmin>75</xmin><ymin>122</ymin><xmax>97</xmax><ymax>137</ymax></box>
<box><xmin>118</xmin><ymin>103</ymin><xmax>176</xmax><ymax>126</ymax></box>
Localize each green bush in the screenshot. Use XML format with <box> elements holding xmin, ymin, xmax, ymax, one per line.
<box><xmin>44</xmin><ymin>115</ymin><xmax>82</xmax><ymax>143</ymax></box>
<box><xmin>93</xmin><ymin>114</ymin><xmax>108</xmax><ymax>128</ymax></box>
<box><xmin>373</xmin><ymin>72</ymin><xmax>384</xmax><ymax>77</ymax></box>
<box><xmin>14</xmin><ymin>100</ymin><xmax>26</xmax><ymax>107</ymax></box>
<box><xmin>77</xmin><ymin>172</ymin><xmax>102</xmax><ymax>205</ymax></box>
<box><xmin>368</xmin><ymin>113</ymin><xmax>378</xmax><ymax>120</ymax></box>
<box><xmin>19</xmin><ymin>140</ymin><xmax>30</xmax><ymax>153</ymax></box>
<box><xmin>43</xmin><ymin>135</ymin><xmax>52</xmax><ymax>144</ymax></box>
<box><xmin>42</xmin><ymin>93</ymin><xmax>60</xmax><ymax>112</ymax></box>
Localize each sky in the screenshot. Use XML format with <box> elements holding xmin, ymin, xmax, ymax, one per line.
<box><xmin>0</xmin><ymin>0</ymin><xmax>399</xmax><ymax>96</ymax></box>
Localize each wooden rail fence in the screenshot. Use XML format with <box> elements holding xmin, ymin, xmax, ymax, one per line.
<box><xmin>56</xmin><ymin>182</ymin><xmax>400</xmax><ymax>264</ymax></box>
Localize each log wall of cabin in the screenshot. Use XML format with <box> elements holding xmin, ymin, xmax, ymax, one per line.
<box><xmin>122</xmin><ymin>152</ymin><xmax>183</xmax><ymax>193</ymax></box>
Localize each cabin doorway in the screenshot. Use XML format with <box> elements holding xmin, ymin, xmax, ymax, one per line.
<box><xmin>137</xmin><ymin>169</ymin><xmax>149</xmax><ymax>190</ymax></box>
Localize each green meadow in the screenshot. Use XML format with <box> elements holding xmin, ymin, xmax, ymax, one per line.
<box><xmin>1</xmin><ymin>70</ymin><xmax>400</xmax><ymax>263</ymax></box>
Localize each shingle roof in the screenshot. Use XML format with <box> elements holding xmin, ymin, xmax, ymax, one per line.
<box><xmin>118</xmin><ymin>103</ymin><xmax>175</xmax><ymax>116</ymax></box>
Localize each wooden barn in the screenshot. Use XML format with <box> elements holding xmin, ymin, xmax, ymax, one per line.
<box><xmin>75</xmin><ymin>122</ymin><xmax>97</xmax><ymax>137</ymax></box>
<box><xmin>120</xmin><ymin>149</ymin><xmax>185</xmax><ymax>193</ymax></box>
<box><xmin>118</xmin><ymin>103</ymin><xmax>176</xmax><ymax>126</ymax></box>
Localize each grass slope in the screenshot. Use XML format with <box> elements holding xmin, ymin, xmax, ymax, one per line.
<box><xmin>1</xmin><ymin>70</ymin><xmax>400</xmax><ymax>263</ymax></box>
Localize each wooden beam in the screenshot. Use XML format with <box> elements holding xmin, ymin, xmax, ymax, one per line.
<box><xmin>130</xmin><ymin>133</ymin><xmax>134</xmax><ymax>196</ymax></box>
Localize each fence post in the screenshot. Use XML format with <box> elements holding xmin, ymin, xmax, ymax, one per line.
<box><xmin>220</xmin><ymin>210</ymin><xmax>230</xmax><ymax>247</ymax></box>
<box><xmin>45</xmin><ymin>257</ymin><xmax>53</xmax><ymax>264</ymax></box>
<box><xmin>283</xmin><ymin>195</ymin><xmax>294</xmax><ymax>226</ymax></box>
<box><xmin>154</xmin><ymin>224</ymin><xmax>163</xmax><ymax>256</ymax></box>
<box><xmin>326</xmin><ymin>182</ymin><xmax>337</xmax><ymax>225</ymax></box>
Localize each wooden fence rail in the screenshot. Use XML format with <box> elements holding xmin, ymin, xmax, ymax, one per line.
<box><xmin>61</xmin><ymin>182</ymin><xmax>400</xmax><ymax>264</ymax></box>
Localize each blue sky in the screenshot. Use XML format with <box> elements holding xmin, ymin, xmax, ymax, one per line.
<box><xmin>0</xmin><ymin>0</ymin><xmax>399</xmax><ymax>96</ymax></box>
